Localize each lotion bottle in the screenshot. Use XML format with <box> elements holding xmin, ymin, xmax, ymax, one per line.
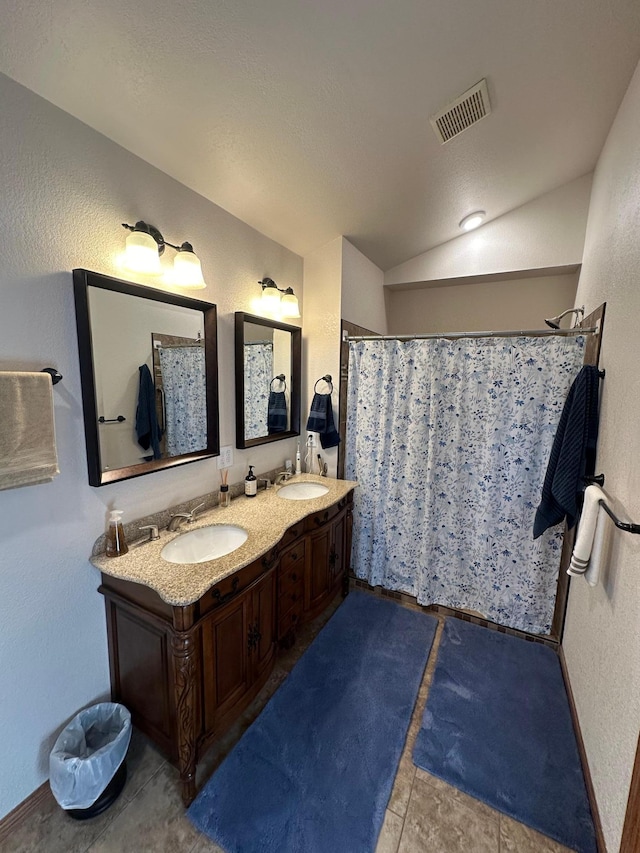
<box><xmin>105</xmin><ymin>510</ymin><xmax>128</xmax><ymax>557</ymax></box>
<box><xmin>245</xmin><ymin>465</ymin><xmax>257</xmax><ymax>497</ymax></box>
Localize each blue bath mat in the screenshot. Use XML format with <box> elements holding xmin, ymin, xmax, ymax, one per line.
<box><xmin>413</xmin><ymin>618</ymin><xmax>596</xmax><ymax>853</ymax></box>
<box><xmin>188</xmin><ymin>591</ymin><xmax>438</xmax><ymax>852</ymax></box>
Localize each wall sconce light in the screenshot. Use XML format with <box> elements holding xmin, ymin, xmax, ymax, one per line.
<box><xmin>121</xmin><ymin>221</ymin><xmax>206</xmax><ymax>289</ymax></box>
<box><xmin>258</xmin><ymin>278</ymin><xmax>301</xmax><ymax>319</ymax></box>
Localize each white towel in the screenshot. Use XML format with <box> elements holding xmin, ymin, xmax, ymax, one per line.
<box><xmin>567</xmin><ymin>484</ymin><xmax>609</xmax><ymax>585</ymax></box>
<box><xmin>585</xmin><ymin>505</ymin><xmax>609</xmax><ymax>587</ymax></box>
<box><xmin>0</xmin><ymin>371</ymin><xmax>60</xmax><ymax>491</ymax></box>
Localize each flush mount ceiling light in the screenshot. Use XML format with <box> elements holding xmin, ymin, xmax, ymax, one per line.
<box><xmin>122</xmin><ymin>221</ymin><xmax>206</xmax><ymax>288</ymax></box>
<box><xmin>258</xmin><ymin>278</ymin><xmax>301</xmax><ymax>319</ymax></box>
<box><xmin>459</xmin><ymin>211</ymin><xmax>486</xmax><ymax>231</ymax></box>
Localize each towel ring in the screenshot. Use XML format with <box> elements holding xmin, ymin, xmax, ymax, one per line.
<box><xmin>314</xmin><ymin>374</ymin><xmax>333</xmax><ymax>394</ymax></box>
<box><xmin>270</xmin><ymin>374</ymin><xmax>287</xmax><ymax>392</ymax></box>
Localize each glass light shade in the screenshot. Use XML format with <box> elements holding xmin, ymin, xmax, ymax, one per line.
<box><xmin>260</xmin><ymin>285</ymin><xmax>281</xmax><ymax>313</ymax></box>
<box><xmin>280</xmin><ymin>290</ymin><xmax>301</xmax><ymax>319</ymax></box>
<box><xmin>123</xmin><ymin>230</ymin><xmax>162</xmax><ymax>274</ymax></box>
<box><xmin>173</xmin><ymin>250</ymin><xmax>206</xmax><ymax>289</ymax></box>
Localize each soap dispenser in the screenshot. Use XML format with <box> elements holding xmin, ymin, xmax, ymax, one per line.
<box><xmin>105</xmin><ymin>510</ymin><xmax>128</xmax><ymax>558</ymax></box>
<box><xmin>245</xmin><ymin>465</ymin><xmax>257</xmax><ymax>497</ymax></box>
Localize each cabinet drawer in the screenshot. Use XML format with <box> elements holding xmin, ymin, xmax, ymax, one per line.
<box><xmin>279</xmin><ymin>559</ymin><xmax>304</xmax><ymax>596</ymax></box>
<box><xmin>280</xmin><ymin>541</ymin><xmax>305</xmax><ymax>575</ymax></box>
<box><xmin>279</xmin><ymin>578</ymin><xmax>304</xmax><ymax>617</ymax></box>
<box><xmin>303</xmin><ymin>504</ymin><xmax>341</xmax><ymax>532</ymax></box>
<box><xmin>278</xmin><ymin>598</ymin><xmax>303</xmax><ymax>636</ymax></box>
<box><xmin>279</xmin><ymin>523</ymin><xmax>304</xmax><ymax>550</ymax></box>
<box><xmin>198</xmin><ymin>558</ymin><xmax>264</xmax><ymax>618</ymax></box>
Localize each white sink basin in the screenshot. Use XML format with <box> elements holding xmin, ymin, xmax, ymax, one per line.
<box><xmin>161</xmin><ymin>525</ymin><xmax>248</xmax><ymax>564</ymax></box>
<box><xmin>277</xmin><ymin>482</ymin><xmax>330</xmax><ymax>500</ymax></box>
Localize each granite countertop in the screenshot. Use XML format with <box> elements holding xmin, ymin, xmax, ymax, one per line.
<box><xmin>91</xmin><ymin>474</ymin><xmax>357</xmax><ymax>607</ymax></box>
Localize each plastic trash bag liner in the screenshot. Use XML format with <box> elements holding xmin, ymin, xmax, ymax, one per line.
<box><xmin>49</xmin><ymin>702</ymin><xmax>131</xmax><ymax>810</ymax></box>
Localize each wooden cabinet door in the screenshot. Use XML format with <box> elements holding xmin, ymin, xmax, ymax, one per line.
<box><xmin>305</xmin><ymin>523</ymin><xmax>333</xmax><ymax>616</ymax></box>
<box><xmin>201</xmin><ymin>594</ymin><xmax>251</xmax><ymax>736</ymax></box>
<box><xmin>249</xmin><ymin>568</ymin><xmax>277</xmax><ymax>683</ymax></box>
<box><xmin>329</xmin><ymin>509</ymin><xmax>347</xmax><ymax>589</ymax></box>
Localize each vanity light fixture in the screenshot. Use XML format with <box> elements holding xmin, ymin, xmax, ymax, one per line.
<box><xmin>258</xmin><ymin>278</ymin><xmax>301</xmax><ymax>319</ymax></box>
<box><xmin>122</xmin><ymin>221</ymin><xmax>206</xmax><ymax>289</ymax></box>
<box><xmin>459</xmin><ymin>210</ymin><xmax>486</xmax><ymax>231</ymax></box>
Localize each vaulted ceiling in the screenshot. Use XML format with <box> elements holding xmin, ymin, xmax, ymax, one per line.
<box><xmin>2</xmin><ymin>0</ymin><xmax>640</xmax><ymax>270</ymax></box>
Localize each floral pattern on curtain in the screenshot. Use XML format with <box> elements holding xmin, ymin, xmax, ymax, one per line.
<box><xmin>345</xmin><ymin>335</ymin><xmax>585</xmax><ymax>634</ymax></box>
<box><xmin>158</xmin><ymin>346</ymin><xmax>207</xmax><ymax>456</ymax></box>
<box><xmin>244</xmin><ymin>342</ymin><xmax>273</xmax><ymax>440</ymax></box>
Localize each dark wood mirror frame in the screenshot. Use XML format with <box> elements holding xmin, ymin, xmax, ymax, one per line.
<box><xmin>73</xmin><ymin>268</ymin><xmax>219</xmax><ymax>486</ymax></box>
<box><xmin>235</xmin><ymin>312</ymin><xmax>301</xmax><ymax>449</ymax></box>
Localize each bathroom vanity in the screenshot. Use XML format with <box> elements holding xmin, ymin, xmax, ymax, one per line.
<box><xmin>93</xmin><ymin>477</ymin><xmax>355</xmax><ymax>806</ymax></box>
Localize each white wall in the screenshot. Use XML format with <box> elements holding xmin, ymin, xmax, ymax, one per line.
<box><xmin>0</xmin><ymin>72</ymin><xmax>302</xmax><ymax>819</ymax></box>
<box><xmin>341</xmin><ymin>238</ymin><xmax>387</xmax><ymax>334</ymax></box>
<box><xmin>302</xmin><ymin>237</ymin><xmax>343</xmax><ymax>478</ymax></box>
<box><xmin>384</xmin><ymin>174</ymin><xmax>592</xmax><ymax>287</ymax></box>
<box><xmin>386</xmin><ymin>271</ymin><xmax>579</xmax><ymax>334</ymax></box>
<box><xmin>563</xmin><ymin>60</ymin><xmax>640</xmax><ymax>852</ymax></box>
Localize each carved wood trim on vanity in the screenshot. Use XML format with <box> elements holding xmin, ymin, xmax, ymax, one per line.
<box><xmin>99</xmin><ymin>490</ymin><xmax>354</xmax><ymax>806</ymax></box>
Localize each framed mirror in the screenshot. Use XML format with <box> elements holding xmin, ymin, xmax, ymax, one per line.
<box><xmin>73</xmin><ymin>268</ymin><xmax>219</xmax><ymax>486</ymax></box>
<box><xmin>235</xmin><ymin>312</ymin><xmax>301</xmax><ymax>449</ymax></box>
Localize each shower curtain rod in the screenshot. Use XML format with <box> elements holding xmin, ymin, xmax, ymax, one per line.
<box><xmin>345</xmin><ymin>327</ymin><xmax>596</xmax><ymax>342</ymax></box>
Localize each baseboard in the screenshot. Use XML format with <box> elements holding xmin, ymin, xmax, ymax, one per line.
<box><xmin>0</xmin><ymin>781</ymin><xmax>51</xmax><ymax>844</ymax></box>
<box><xmin>558</xmin><ymin>646</ymin><xmax>607</xmax><ymax>853</ymax></box>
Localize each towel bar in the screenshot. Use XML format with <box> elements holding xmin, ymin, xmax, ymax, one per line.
<box><xmin>599</xmin><ymin>501</ymin><xmax>640</xmax><ymax>535</ymax></box>
<box><xmin>98</xmin><ymin>415</ymin><xmax>126</xmax><ymax>424</ymax></box>
<box><xmin>41</xmin><ymin>367</ymin><xmax>63</xmax><ymax>385</ymax></box>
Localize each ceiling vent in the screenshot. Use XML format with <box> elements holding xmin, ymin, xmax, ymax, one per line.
<box><xmin>430</xmin><ymin>79</ymin><xmax>491</xmax><ymax>144</ymax></box>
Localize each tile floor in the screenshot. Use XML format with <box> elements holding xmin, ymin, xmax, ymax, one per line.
<box><xmin>4</xmin><ymin>595</ymin><xmax>574</xmax><ymax>853</ymax></box>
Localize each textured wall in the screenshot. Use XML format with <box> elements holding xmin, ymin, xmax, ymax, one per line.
<box><xmin>302</xmin><ymin>238</ymin><xmax>343</xmax><ymax>478</ymax></box>
<box><xmin>386</xmin><ymin>272</ymin><xmax>579</xmax><ymax>334</ymax></box>
<box><xmin>384</xmin><ymin>175</ymin><xmax>592</xmax><ymax>287</ymax></box>
<box><xmin>341</xmin><ymin>238</ymin><xmax>387</xmax><ymax>334</ymax></box>
<box><xmin>563</xmin><ymin>60</ymin><xmax>640</xmax><ymax>852</ymax></box>
<box><xmin>0</xmin><ymin>72</ymin><xmax>302</xmax><ymax>819</ymax></box>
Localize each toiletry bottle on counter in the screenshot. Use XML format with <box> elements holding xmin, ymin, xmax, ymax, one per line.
<box><xmin>245</xmin><ymin>465</ymin><xmax>257</xmax><ymax>497</ymax></box>
<box><xmin>105</xmin><ymin>510</ymin><xmax>128</xmax><ymax>558</ymax></box>
<box><xmin>219</xmin><ymin>483</ymin><xmax>231</xmax><ymax>508</ymax></box>
<box><xmin>295</xmin><ymin>442</ymin><xmax>302</xmax><ymax>475</ymax></box>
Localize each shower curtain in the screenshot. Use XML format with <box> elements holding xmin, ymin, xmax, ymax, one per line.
<box><xmin>158</xmin><ymin>346</ymin><xmax>207</xmax><ymax>456</ymax></box>
<box><xmin>345</xmin><ymin>335</ymin><xmax>585</xmax><ymax>634</ymax></box>
<box><xmin>244</xmin><ymin>342</ymin><xmax>273</xmax><ymax>440</ymax></box>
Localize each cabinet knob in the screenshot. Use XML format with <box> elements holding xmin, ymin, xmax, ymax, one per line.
<box><xmin>291</xmin><ymin>552</ymin><xmax>298</xmax><ymax>561</ymax></box>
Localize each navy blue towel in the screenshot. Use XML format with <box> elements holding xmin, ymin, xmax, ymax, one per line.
<box><xmin>267</xmin><ymin>391</ymin><xmax>288</xmax><ymax>433</ymax></box>
<box><xmin>136</xmin><ymin>364</ymin><xmax>162</xmax><ymax>460</ymax></box>
<box><xmin>533</xmin><ymin>365</ymin><xmax>600</xmax><ymax>538</ymax></box>
<box><xmin>306</xmin><ymin>393</ymin><xmax>340</xmax><ymax>449</ymax></box>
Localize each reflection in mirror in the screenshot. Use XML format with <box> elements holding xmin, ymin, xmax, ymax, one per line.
<box><xmin>74</xmin><ymin>269</ymin><xmax>219</xmax><ymax>486</ymax></box>
<box><xmin>235</xmin><ymin>313</ymin><xmax>301</xmax><ymax>449</ymax></box>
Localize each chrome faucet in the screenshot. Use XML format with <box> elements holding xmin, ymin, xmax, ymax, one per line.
<box><xmin>167</xmin><ymin>502</ymin><xmax>205</xmax><ymax>532</ymax></box>
<box><xmin>258</xmin><ymin>478</ymin><xmax>272</xmax><ymax>491</ymax></box>
<box><xmin>274</xmin><ymin>471</ymin><xmax>294</xmax><ymax>486</ymax></box>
